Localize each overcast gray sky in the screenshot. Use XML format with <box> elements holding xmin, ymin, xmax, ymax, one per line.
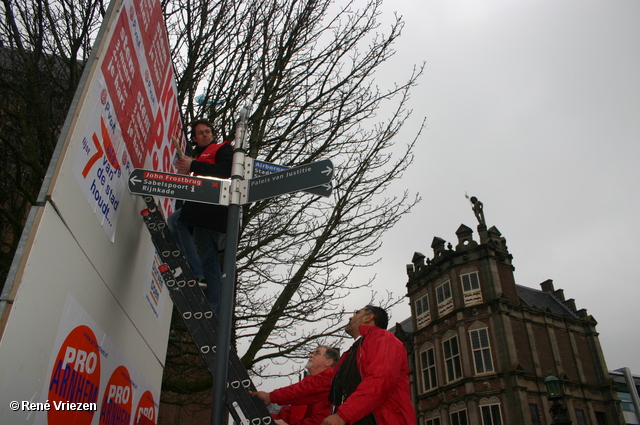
<box><xmin>256</xmin><ymin>0</ymin><xmax>639</xmax><ymax>391</ymax></box>
<box><xmin>353</xmin><ymin>0</ymin><xmax>640</xmax><ymax>375</ymax></box>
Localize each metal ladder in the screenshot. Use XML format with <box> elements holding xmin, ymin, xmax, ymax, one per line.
<box><xmin>140</xmin><ymin>195</ymin><xmax>272</xmax><ymax>425</ymax></box>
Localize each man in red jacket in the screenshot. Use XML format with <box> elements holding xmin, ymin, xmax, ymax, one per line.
<box><xmin>252</xmin><ymin>306</ymin><xmax>416</xmax><ymax>425</ymax></box>
<box><xmin>272</xmin><ymin>345</ymin><xmax>340</xmax><ymax>425</ymax></box>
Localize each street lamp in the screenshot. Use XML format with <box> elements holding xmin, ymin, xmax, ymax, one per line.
<box><xmin>544</xmin><ymin>375</ymin><xmax>572</xmax><ymax>425</ymax></box>
<box><xmin>545</xmin><ymin>375</ymin><xmax>563</xmax><ymax>399</ymax></box>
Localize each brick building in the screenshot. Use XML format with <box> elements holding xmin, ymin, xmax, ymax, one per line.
<box><xmin>403</xmin><ymin>204</ymin><xmax>623</xmax><ymax>425</ymax></box>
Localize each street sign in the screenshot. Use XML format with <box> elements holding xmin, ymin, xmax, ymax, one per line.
<box><xmin>253</xmin><ymin>159</ymin><xmax>332</xmax><ymax>197</ymax></box>
<box><xmin>244</xmin><ymin>159</ymin><xmax>334</xmax><ymax>203</ymax></box>
<box><xmin>128</xmin><ymin>169</ymin><xmax>230</xmax><ymax>205</ymax></box>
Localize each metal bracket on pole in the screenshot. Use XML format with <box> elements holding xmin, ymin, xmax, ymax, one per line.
<box><xmin>243</xmin><ymin>157</ymin><xmax>254</xmax><ymax>179</ymax></box>
<box><xmin>219</xmin><ymin>180</ymin><xmax>232</xmax><ymax>206</ymax></box>
<box><xmin>237</xmin><ymin>180</ymin><xmax>249</xmax><ymax>206</ymax></box>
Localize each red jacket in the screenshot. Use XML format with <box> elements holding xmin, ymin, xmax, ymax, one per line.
<box><xmin>270</xmin><ymin>326</ymin><xmax>416</xmax><ymax>425</ymax></box>
<box><xmin>191</xmin><ymin>140</ymin><xmax>232</xmax><ymax>173</ymax></box>
<box><xmin>179</xmin><ymin>141</ymin><xmax>232</xmax><ymax>232</ymax></box>
<box><xmin>272</xmin><ymin>396</ymin><xmax>332</xmax><ymax>425</ymax></box>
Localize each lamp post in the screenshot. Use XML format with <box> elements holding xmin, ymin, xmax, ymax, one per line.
<box><xmin>544</xmin><ymin>375</ymin><xmax>572</xmax><ymax>425</ymax></box>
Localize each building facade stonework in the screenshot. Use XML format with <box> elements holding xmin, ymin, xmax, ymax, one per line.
<box><xmin>404</xmin><ymin>220</ymin><xmax>623</xmax><ymax>425</ymax></box>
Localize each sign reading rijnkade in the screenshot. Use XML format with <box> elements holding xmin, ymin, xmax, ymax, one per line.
<box><xmin>128</xmin><ymin>169</ymin><xmax>229</xmax><ymax>205</ymax></box>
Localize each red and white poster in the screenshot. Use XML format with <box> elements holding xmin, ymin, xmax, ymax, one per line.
<box><xmin>37</xmin><ymin>295</ymin><xmax>159</xmax><ymax>425</ymax></box>
<box><xmin>134</xmin><ymin>391</ymin><xmax>158</xmax><ymax>425</ymax></box>
<box><xmin>144</xmin><ymin>252</ymin><xmax>168</xmax><ymax>323</ymax></box>
<box><xmin>99</xmin><ymin>366</ymin><xmax>133</xmax><ymax>425</ymax></box>
<box><xmin>73</xmin><ymin>0</ymin><xmax>186</xmax><ymax>241</ymax></box>
<box><xmin>0</xmin><ymin>1</ymin><xmax>176</xmax><ymax>422</ymax></box>
<box><xmin>47</xmin><ymin>325</ymin><xmax>102</xmax><ymax>425</ymax></box>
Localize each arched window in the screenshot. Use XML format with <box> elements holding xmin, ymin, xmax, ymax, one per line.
<box><xmin>479</xmin><ymin>397</ymin><xmax>503</xmax><ymax>425</ymax></box>
<box><xmin>424</xmin><ymin>409</ymin><xmax>441</xmax><ymax>425</ymax></box>
<box><xmin>450</xmin><ymin>402</ymin><xmax>469</xmax><ymax>425</ymax></box>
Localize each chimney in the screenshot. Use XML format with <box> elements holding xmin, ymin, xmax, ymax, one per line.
<box><xmin>553</xmin><ymin>289</ymin><xmax>565</xmax><ymax>302</ymax></box>
<box><xmin>540</xmin><ymin>279</ymin><xmax>554</xmax><ymax>292</ymax></box>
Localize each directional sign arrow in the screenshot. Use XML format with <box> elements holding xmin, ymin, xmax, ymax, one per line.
<box><xmin>245</xmin><ymin>159</ymin><xmax>334</xmax><ymax>203</ymax></box>
<box><xmin>252</xmin><ymin>159</ymin><xmax>333</xmax><ymax>198</ymax></box>
<box><xmin>127</xmin><ymin>169</ymin><xmax>230</xmax><ymax>205</ymax></box>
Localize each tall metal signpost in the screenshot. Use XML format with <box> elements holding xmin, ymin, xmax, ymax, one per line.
<box><xmin>210</xmin><ymin>101</ymin><xmax>334</xmax><ymax>424</ymax></box>
<box><xmin>128</xmin><ymin>92</ymin><xmax>333</xmax><ymax>425</ymax></box>
<box><xmin>211</xmin><ymin>103</ymin><xmax>251</xmax><ymax>425</ymax></box>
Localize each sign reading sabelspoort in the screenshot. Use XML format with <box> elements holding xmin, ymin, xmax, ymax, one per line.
<box><xmin>128</xmin><ymin>169</ymin><xmax>230</xmax><ymax>205</ymax></box>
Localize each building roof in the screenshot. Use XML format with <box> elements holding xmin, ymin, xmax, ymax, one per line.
<box><xmin>389</xmin><ymin>316</ymin><xmax>414</xmax><ymax>335</ymax></box>
<box><xmin>610</xmin><ymin>368</ymin><xmax>640</xmax><ymax>385</ymax></box>
<box><xmin>516</xmin><ymin>284</ymin><xmax>579</xmax><ymax>319</ymax></box>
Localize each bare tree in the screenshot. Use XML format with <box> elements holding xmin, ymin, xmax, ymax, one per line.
<box><xmin>1</xmin><ymin>0</ymin><xmax>422</xmax><ymax>395</ymax></box>
<box><xmin>164</xmin><ymin>0</ymin><xmax>424</xmax><ymax>375</ymax></box>
<box><xmin>0</xmin><ymin>0</ymin><xmax>105</xmax><ymax>286</ymax></box>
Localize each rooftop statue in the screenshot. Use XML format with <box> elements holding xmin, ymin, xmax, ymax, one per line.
<box><xmin>469</xmin><ymin>196</ymin><xmax>485</xmax><ymax>226</ymax></box>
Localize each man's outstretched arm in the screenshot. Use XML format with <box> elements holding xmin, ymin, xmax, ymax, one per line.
<box><xmin>248</xmin><ymin>390</ymin><xmax>271</xmax><ymax>406</ymax></box>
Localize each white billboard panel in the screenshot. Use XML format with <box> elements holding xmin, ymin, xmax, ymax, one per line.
<box><xmin>45</xmin><ymin>0</ymin><xmax>183</xmax><ymax>347</ymax></box>
<box><xmin>0</xmin><ymin>0</ymin><xmax>188</xmax><ymax>423</ymax></box>
<box><xmin>0</xmin><ymin>204</ymin><xmax>163</xmax><ymax>424</ymax></box>
<box><xmin>58</xmin><ymin>0</ymin><xmax>186</xmax><ymax>241</ymax></box>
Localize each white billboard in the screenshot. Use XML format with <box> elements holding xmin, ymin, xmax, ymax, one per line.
<box><xmin>0</xmin><ymin>0</ymin><xmax>186</xmax><ymax>423</ymax></box>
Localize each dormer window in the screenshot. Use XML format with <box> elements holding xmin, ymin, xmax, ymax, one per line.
<box><xmin>461</xmin><ymin>271</ymin><xmax>479</xmax><ymax>291</ymax></box>
<box><xmin>436</xmin><ymin>280</ymin><xmax>453</xmax><ymax>316</ymax></box>
<box><xmin>460</xmin><ymin>271</ymin><xmax>483</xmax><ymax>306</ymax></box>
<box><xmin>415</xmin><ymin>294</ymin><xmax>431</xmax><ymax>329</ymax></box>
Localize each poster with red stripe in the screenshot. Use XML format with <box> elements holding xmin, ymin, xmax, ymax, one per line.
<box><xmin>0</xmin><ymin>1</ymin><xmax>176</xmax><ymax>422</ymax></box>
<box><xmin>72</xmin><ymin>0</ymin><xmax>185</xmax><ymax>241</ymax></box>
<box><xmin>36</xmin><ymin>295</ymin><xmax>159</xmax><ymax>425</ymax></box>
